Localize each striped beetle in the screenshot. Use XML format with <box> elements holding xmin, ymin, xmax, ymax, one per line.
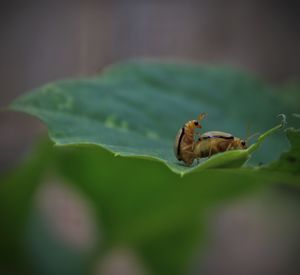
<box><xmin>193</xmin><ymin>131</ymin><xmax>247</xmax><ymax>159</ymax></box>
<box><xmin>173</xmin><ymin>113</ymin><xmax>206</xmax><ymax>166</ymax></box>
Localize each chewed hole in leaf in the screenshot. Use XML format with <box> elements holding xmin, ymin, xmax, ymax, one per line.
<box><xmin>104</xmin><ymin>115</ymin><xmax>118</xmax><ymax>128</ymax></box>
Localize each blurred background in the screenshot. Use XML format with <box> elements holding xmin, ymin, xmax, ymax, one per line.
<box><xmin>1</xmin><ymin>0</ymin><xmax>300</xmax><ymax>171</ymax></box>
<box><xmin>1</xmin><ymin>1</ymin><xmax>300</xmax><ymax>275</ymax></box>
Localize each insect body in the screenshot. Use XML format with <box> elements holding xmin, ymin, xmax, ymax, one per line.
<box><xmin>193</xmin><ymin>131</ymin><xmax>247</xmax><ymax>158</ymax></box>
<box><xmin>174</xmin><ymin>113</ymin><xmax>206</xmax><ymax>165</ymax></box>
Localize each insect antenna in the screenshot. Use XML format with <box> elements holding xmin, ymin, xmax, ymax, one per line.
<box><xmin>246</xmin><ymin>132</ymin><xmax>260</xmax><ymax>142</ymax></box>
<box><xmin>244</xmin><ymin>122</ymin><xmax>259</xmax><ymax>143</ymax></box>
<box><xmin>198</xmin><ymin>112</ymin><xmax>207</xmax><ymax>121</ymax></box>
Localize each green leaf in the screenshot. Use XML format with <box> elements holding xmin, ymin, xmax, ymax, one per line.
<box><xmin>1</xmin><ymin>137</ymin><xmax>299</xmax><ymax>275</ymax></box>
<box><xmin>10</xmin><ymin>61</ymin><xmax>300</xmax><ymax>174</ymax></box>
<box><xmin>266</xmin><ymin>128</ymin><xmax>300</xmax><ymax>174</ymax></box>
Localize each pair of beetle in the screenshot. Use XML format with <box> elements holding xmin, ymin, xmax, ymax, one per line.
<box><xmin>174</xmin><ymin>113</ymin><xmax>247</xmax><ymax>166</ymax></box>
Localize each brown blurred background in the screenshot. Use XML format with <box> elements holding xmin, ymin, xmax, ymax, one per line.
<box><xmin>1</xmin><ymin>0</ymin><xmax>300</xmax><ymax>171</ymax></box>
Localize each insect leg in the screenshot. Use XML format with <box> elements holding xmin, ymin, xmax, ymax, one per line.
<box><xmin>197</xmin><ymin>148</ymin><xmax>201</xmax><ymax>163</ymax></box>
<box><xmin>191</xmin><ymin>140</ymin><xmax>197</xmax><ymax>151</ymax></box>
<box><xmin>226</xmin><ymin>143</ymin><xmax>232</xmax><ymax>151</ymax></box>
<box><xmin>208</xmin><ymin>143</ymin><xmax>213</xmax><ymax>157</ymax></box>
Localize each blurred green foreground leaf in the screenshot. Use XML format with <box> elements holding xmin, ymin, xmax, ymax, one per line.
<box><xmin>0</xmin><ymin>128</ymin><xmax>299</xmax><ymax>275</ymax></box>
<box><xmin>10</xmin><ymin>61</ymin><xmax>300</xmax><ymax>174</ymax></box>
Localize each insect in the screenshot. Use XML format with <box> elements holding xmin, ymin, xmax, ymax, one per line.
<box><xmin>174</xmin><ymin>113</ymin><xmax>206</xmax><ymax>165</ymax></box>
<box><xmin>193</xmin><ymin>131</ymin><xmax>247</xmax><ymax>159</ymax></box>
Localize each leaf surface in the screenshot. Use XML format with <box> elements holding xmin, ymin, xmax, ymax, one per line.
<box><xmin>10</xmin><ymin>61</ymin><xmax>300</xmax><ymax>174</ymax></box>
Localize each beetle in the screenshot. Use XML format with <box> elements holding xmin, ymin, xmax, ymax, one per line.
<box><xmin>193</xmin><ymin>131</ymin><xmax>247</xmax><ymax>159</ymax></box>
<box><xmin>173</xmin><ymin>113</ymin><xmax>206</xmax><ymax>165</ymax></box>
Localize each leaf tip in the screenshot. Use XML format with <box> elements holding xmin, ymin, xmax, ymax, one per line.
<box><xmin>277</xmin><ymin>113</ymin><xmax>287</xmax><ymax>128</ymax></box>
